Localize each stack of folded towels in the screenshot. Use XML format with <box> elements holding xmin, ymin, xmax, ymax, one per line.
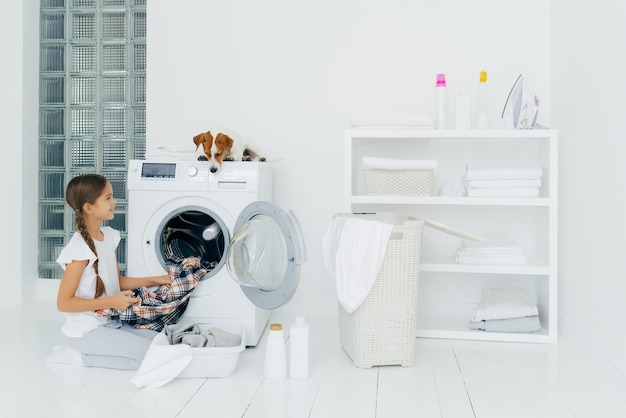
<box><xmin>463</xmin><ymin>166</ymin><xmax>542</xmax><ymax>197</ymax></box>
<box><xmin>455</xmin><ymin>236</ymin><xmax>527</xmax><ymax>266</ymax></box>
<box><xmin>470</xmin><ymin>287</ymin><xmax>541</xmax><ymax>333</ymax></box>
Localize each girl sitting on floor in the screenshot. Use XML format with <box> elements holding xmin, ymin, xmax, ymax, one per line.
<box><xmin>47</xmin><ymin>173</ymin><xmax>171</xmax><ymax>370</ymax></box>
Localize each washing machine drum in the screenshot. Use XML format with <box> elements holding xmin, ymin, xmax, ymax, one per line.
<box><xmin>164</xmin><ymin>230</ymin><xmax>210</xmax><ymax>260</ymax></box>
<box><xmin>161</xmin><ymin>211</ymin><xmax>225</xmax><ymax>267</ymax></box>
<box><xmin>226</xmin><ymin>202</ymin><xmax>306</xmax><ymax>310</ymax></box>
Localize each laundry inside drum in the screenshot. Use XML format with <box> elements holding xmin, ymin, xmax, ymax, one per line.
<box><xmin>161</xmin><ymin>210</ymin><xmax>225</xmax><ymax>265</ymax></box>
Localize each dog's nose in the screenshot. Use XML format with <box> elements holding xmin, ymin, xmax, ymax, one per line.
<box><xmin>210</xmin><ymin>167</ymin><xmax>218</xmax><ymax>173</ymax></box>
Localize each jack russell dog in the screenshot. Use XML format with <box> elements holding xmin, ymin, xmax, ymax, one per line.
<box><xmin>193</xmin><ymin>130</ymin><xmax>266</xmax><ymax>173</ymax></box>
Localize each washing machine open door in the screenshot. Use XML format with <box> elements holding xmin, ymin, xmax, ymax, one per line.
<box><xmin>226</xmin><ymin>201</ymin><xmax>306</xmax><ymax>310</ymax></box>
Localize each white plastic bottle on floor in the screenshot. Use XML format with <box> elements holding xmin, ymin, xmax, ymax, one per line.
<box><xmin>435</xmin><ymin>73</ymin><xmax>447</xmax><ymax>130</ymax></box>
<box><xmin>289</xmin><ymin>314</ymin><xmax>310</xmax><ymax>379</ymax></box>
<box><xmin>476</xmin><ymin>70</ymin><xmax>489</xmax><ymax>129</ymax></box>
<box><xmin>264</xmin><ymin>323</ymin><xmax>287</xmax><ymax>380</ymax></box>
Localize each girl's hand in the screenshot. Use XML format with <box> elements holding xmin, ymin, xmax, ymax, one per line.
<box><xmin>110</xmin><ymin>290</ymin><xmax>140</xmax><ymax>311</ymax></box>
<box><xmin>153</xmin><ymin>274</ymin><xmax>172</xmax><ymax>286</ymax></box>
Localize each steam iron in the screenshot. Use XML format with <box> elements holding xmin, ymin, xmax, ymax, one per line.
<box><xmin>501</xmin><ymin>74</ymin><xmax>540</xmax><ymax>129</ymax></box>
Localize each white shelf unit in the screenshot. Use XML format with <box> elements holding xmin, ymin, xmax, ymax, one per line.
<box><xmin>345</xmin><ymin>129</ymin><xmax>558</xmax><ymax>343</ymax></box>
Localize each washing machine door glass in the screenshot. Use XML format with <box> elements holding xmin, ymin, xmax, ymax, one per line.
<box><xmin>226</xmin><ymin>202</ymin><xmax>306</xmax><ymax>309</ymax></box>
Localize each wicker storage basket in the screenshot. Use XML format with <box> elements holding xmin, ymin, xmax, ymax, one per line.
<box><xmin>338</xmin><ymin>213</ymin><xmax>424</xmax><ymax>368</ymax></box>
<box><xmin>363</xmin><ymin>168</ymin><xmax>433</xmax><ymax>196</ymax></box>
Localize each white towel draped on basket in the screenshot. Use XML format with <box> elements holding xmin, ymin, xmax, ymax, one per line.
<box><xmin>321</xmin><ymin>216</ymin><xmax>393</xmax><ymax>314</ymax></box>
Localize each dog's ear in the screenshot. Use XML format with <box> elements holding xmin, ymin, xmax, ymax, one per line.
<box><xmin>193</xmin><ymin>131</ymin><xmax>213</xmax><ymax>150</ymax></box>
<box><xmin>215</xmin><ymin>133</ymin><xmax>234</xmax><ymax>152</ymax></box>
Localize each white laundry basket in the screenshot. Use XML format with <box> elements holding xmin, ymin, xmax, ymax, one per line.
<box><xmin>338</xmin><ymin>213</ymin><xmax>424</xmax><ymax>368</ymax></box>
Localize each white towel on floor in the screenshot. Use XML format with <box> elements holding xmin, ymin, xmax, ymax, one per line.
<box><xmin>362</xmin><ymin>156</ymin><xmax>437</xmax><ymax>170</ymax></box>
<box><xmin>130</xmin><ymin>332</ymin><xmax>192</xmax><ymax>388</ymax></box>
<box><xmin>465</xmin><ymin>167</ymin><xmax>543</xmax><ymax>180</ymax></box>
<box><xmin>321</xmin><ymin>216</ymin><xmax>393</xmax><ymax>313</ymax></box>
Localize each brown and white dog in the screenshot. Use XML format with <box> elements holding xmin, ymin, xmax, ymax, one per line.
<box><xmin>193</xmin><ymin>130</ymin><xmax>266</xmax><ymax>173</ymax></box>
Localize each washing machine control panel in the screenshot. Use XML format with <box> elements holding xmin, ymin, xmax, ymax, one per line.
<box><xmin>127</xmin><ymin>159</ymin><xmax>270</xmax><ymax>194</ymax></box>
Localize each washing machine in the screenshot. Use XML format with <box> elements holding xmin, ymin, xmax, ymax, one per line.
<box><xmin>126</xmin><ymin>159</ymin><xmax>305</xmax><ymax>346</ymax></box>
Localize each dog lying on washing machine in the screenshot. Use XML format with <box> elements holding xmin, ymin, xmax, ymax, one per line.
<box><xmin>193</xmin><ymin>130</ymin><xmax>266</xmax><ymax>173</ymax></box>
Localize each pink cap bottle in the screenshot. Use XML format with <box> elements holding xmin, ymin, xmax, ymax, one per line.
<box><xmin>436</xmin><ymin>73</ymin><xmax>447</xmax><ymax>87</ymax></box>
<box><xmin>435</xmin><ymin>73</ymin><xmax>447</xmax><ymax>129</ymax></box>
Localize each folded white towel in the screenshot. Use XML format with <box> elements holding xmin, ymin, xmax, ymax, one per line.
<box><xmin>457</xmin><ymin>236</ymin><xmax>521</xmax><ymax>252</ymax></box>
<box><xmin>465</xmin><ymin>167</ymin><xmax>543</xmax><ymax>181</ymax></box>
<box><xmin>471</xmin><ymin>287</ymin><xmax>538</xmax><ymax>322</ymax></box>
<box><xmin>321</xmin><ymin>216</ymin><xmax>393</xmax><ymax>314</ymax></box>
<box><xmin>455</xmin><ymin>254</ymin><xmax>527</xmax><ymax>265</ymax></box>
<box><xmin>458</xmin><ymin>248</ymin><xmax>524</xmax><ymax>257</ymax></box>
<box><xmin>463</xmin><ymin>177</ymin><xmax>542</xmax><ymax>189</ymax></box>
<box><xmin>130</xmin><ymin>332</ymin><xmax>193</xmax><ymax>389</ymax></box>
<box><xmin>351</xmin><ymin>112</ymin><xmax>433</xmax><ymax>128</ymax></box>
<box><xmin>466</xmin><ymin>187</ymin><xmax>539</xmax><ymax>197</ymax></box>
<box><xmin>469</xmin><ymin>315</ymin><xmax>541</xmax><ymax>333</ymax></box>
<box><xmin>362</xmin><ymin>156</ymin><xmax>437</xmax><ymax>171</ymax></box>
<box><xmin>456</xmin><ymin>236</ymin><xmax>527</xmax><ymax>265</ymax></box>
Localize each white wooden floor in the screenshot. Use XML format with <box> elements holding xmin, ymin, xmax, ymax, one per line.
<box><xmin>2</xmin><ymin>284</ymin><xmax>626</xmax><ymax>418</ymax></box>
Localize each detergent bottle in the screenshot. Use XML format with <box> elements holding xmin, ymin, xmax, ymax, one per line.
<box><xmin>476</xmin><ymin>70</ymin><xmax>489</xmax><ymax>129</ymax></box>
<box><xmin>264</xmin><ymin>323</ymin><xmax>287</xmax><ymax>380</ymax></box>
<box><xmin>435</xmin><ymin>73</ymin><xmax>447</xmax><ymax>130</ymax></box>
<box><xmin>289</xmin><ymin>314</ymin><xmax>310</xmax><ymax>379</ymax></box>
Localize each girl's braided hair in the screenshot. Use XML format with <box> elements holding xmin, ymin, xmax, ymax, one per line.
<box><xmin>65</xmin><ymin>174</ymin><xmax>108</xmax><ymax>298</ymax></box>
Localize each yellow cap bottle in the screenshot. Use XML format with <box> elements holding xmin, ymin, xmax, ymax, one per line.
<box><xmin>477</xmin><ymin>70</ymin><xmax>489</xmax><ymax>129</ymax></box>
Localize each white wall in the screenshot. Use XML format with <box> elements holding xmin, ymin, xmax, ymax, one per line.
<box><xmin>552</xmin><ymin>0</ymin><xmax>626</xmax><ymax>398</ymax></box>
<box><xmin>1</xmin><ymin>2</ymin><xmax>26</xmax><ymax>300</ymax></box>
<box><xmin>3</xmin><ymin>0</ymin><xmax>55</xmax><ymax>300</ymax></box>
<box><xmin>147</xmin><ymin>0</ymin><xmax>551</xmax><ymax>314</ymax></box>
<box><xmin>0</xmin><ymin>2</ymin><xmax>23</xmax><ymax>297</ymax></box>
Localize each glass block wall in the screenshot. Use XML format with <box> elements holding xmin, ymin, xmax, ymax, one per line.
<box><xmin>39</xmin><ymin>0</ymin><xmax>146</xmax><ymax>279</ymax></box>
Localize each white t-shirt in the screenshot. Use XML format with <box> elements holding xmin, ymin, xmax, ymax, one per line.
<box><xmin>56</xmin><ymin>226</ymin><xmax>122</xmax><ymax>337</ymax></box>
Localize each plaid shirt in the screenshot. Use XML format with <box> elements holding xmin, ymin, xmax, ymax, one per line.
<box><xmin>96</xmin><ymin>257</ymin><xmax>216</xmax><ymax>331</ymax></box>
